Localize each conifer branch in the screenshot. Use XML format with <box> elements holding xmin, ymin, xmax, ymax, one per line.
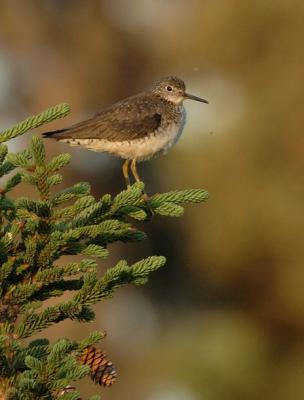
<box><xmin>0</xmin><ymin>104</ymin><xmax>209</xmax><ymax>399</ymax></box>
<box><xmin>0</xmin><ymin>104</ymin><xmax>70</xmax><ymax>143</ymax></box>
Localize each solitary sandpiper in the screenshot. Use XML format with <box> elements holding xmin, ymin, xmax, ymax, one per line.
<box><xmin>43</xmin><ymin>76</ymin><xmax>208</xmax><ymax>187</ymax></box>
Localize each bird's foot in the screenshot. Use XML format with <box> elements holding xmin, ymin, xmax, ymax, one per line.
<box><xmin>141</xmin><ymin>191</ymin><xmax>154</xmax><ymax>219</ymax></box>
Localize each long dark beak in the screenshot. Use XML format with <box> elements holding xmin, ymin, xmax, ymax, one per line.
<box><xmin>185</xmin><ymin>92</ymin><xmax>208</xmax><ymax>104</ymax></box>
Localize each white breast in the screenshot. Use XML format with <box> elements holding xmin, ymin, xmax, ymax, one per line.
<box><xmin>60</xmin><ymin>106</ymin><xmax>187</xmax><ymax>162</ymax></box>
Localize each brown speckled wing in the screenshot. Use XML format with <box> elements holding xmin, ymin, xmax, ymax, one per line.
<box><xmin>43</xmin><ymin>93</ymin><xmax>162</xmax><ymax>142</ymax></box>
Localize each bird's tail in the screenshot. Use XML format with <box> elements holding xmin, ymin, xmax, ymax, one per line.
<box><xmin>42</xmin><ymin>118</ymin><xmax>97</xmax><ymax>140</ymax></box>
<box><xmin>42</xmin><ymin>128</ymin><xmax>69</xmax><ymax>139</ymax></box>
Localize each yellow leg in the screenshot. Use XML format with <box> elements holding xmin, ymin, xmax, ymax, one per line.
<box><xmin>131</xmin><ymin>159</ymin><xmax>151</xmax><ymax>206</ymax></box>
<box><xmin>122</xmin><ymin>159</ymin><xmax>131</xmax><ymax>188</ymax></box>
<box><xmin>131</xmin><ymin>159</ymin><xmax>141</xmax><ymax>183</ymax></box>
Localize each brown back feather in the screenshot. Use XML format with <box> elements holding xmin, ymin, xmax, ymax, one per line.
<box><xmin>42</xmin><ymin>92</ymin><xmax>168</xmax><ymax>142</ymax></box>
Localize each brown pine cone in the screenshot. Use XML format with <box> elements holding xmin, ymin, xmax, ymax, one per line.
<box><xmin>79</xmin><ymin>346</ymin><xmax>117</xmax><ymax>387</ymax></box>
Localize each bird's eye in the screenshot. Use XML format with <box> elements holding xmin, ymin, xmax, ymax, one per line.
<box><xmin>166</xmin><ymin>86</ymin><xmax>173</xmax><ymax>91</ymax></box>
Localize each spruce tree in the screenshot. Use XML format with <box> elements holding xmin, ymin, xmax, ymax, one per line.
<box><xmin>0</xmin><ymin>103</ymin><xmax>208</xmax><ymax>399</ymax></box>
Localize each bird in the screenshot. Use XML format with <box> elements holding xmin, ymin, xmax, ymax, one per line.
<box><xmin>42</xmin><ymin>76</ymin><xmax>208</xmax><ymax>187</ymax></box>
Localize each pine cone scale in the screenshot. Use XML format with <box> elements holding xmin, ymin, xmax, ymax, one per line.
<box><xmin>79</xmin><ymin>346</ymin><xmax>117</xmax><ymax>387</ymax></box>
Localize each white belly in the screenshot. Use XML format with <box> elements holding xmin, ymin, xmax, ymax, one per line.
<box><xmin>61</xmin><ymin>107</ymin><xmax>187</xmax><ymax>162</ymax></box>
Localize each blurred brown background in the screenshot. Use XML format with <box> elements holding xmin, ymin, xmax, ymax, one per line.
<box><xmin>1</xmin><ymin>1</ymin><xmax>304</xmax><ymax>399</ymax></box>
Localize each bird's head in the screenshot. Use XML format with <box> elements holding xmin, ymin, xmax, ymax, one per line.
<box><xmin>152</xmin><ymin>76</ymin><xmax>208</xmax><ymax>105</ymax></box>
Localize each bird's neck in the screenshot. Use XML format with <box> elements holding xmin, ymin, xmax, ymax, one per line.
<box><xmin>154</xmin><ymin>94</ymin><xmax>183</xmax><ymax>110</ymax></box>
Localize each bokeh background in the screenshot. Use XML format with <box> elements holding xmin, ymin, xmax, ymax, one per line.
<box><xmin>1</xmin><ymin>1</ymin><xmax>304</xmax><ymax>399</ymax></box>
